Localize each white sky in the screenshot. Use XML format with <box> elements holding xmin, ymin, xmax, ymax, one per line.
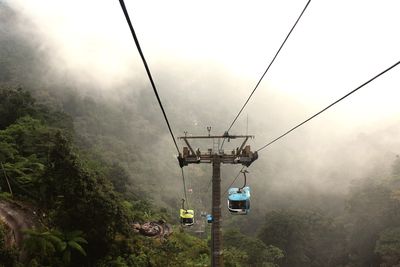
<box><xmin>8</xmin><ymin>0</ymin><xmax>400</xmax><ymax>152</ymax></box>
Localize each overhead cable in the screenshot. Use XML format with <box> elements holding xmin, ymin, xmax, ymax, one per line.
<box><xmin>118</xmin><ymin>0</ymin><xmax>180</xmax><ymax>153</ymax></box>
<box><xmin>225</xmin><ymin>0</ymin><xmax>312</xmax><ymax>134</ymax></box>
<box><xmin>181</xmin><ymin>168</ymin><xmax>190</xmax><ymax>208</ymax></box>
<box><xmin>256</xmin><ymin>60</ymin><xmax>400</xmax><ymax>152</ymax></box>
<box><xmin>223</xmin><ymin>166</ymin><xmax>246</xmax><ymax>196</ymax></box>
<box><xmin>119</xmin><ymin>0</ymin><xmax>189</xmax><ymax>205</ymax></box>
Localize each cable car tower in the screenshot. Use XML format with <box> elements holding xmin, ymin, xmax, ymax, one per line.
<box><xmin>177</xmin><ymin>128</ymin><xmax>258</xmax><ymax>267</ymax></box>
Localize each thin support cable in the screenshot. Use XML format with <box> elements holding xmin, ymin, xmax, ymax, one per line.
<box><xmin>257</xmin><ymin>60</ymin><xmax>400</xmax><ymax>152</ymax></box>
<box><xmin>223</xmin><ymin>166</ymin><xmax>246</xmax><ymax>196</ymax></box>
<box><xmin>181</xmin><ymin>168</ymin><xmax>189</xmax><ymax>208</ymax></box>
<box><xmin>225</xmin><ymin>0</ymin><xmax>312</xmax><ymax>135</ymax></box>
<box><xmin>119</xmin><ymin>0</ymin><xmax>180</xmax><ymax>153</ymax></box>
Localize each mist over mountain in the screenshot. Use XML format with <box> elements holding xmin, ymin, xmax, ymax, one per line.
<box><xmin>2</xmin><ymin>1</ymin><xmax>400</xmax><ymax>266</ymax></box>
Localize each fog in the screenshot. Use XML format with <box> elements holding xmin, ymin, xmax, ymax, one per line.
<box><xmin>3</xmin><ymin>0</ymin><xmax>400</xmax><ymax>211</ymax></box>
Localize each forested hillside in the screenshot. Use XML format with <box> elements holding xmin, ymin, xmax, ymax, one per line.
<box><xmin>2</xmin><ymin>1</ymin><xmax>400</xmax><ymax>267</ymax></box>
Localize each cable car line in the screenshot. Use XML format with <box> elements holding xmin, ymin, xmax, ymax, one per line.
<box><xmin>223</xmin><ymin>166</ymin><xmax>246</xmax><ymax>196</ymax></box>
<box><xmin>181</xmin><ymin>167</ymin><xmax>190</xmax><ymax>208</ymax></box>
<box><xmin>181</xmin><ymin>168</ymin><xmax>189</xmax><ymax>208</ymax></box>
<box><xmin>256</xmin><ymin>60</ymin><xmax>400</xmax><ymax>153</ymax></box>
<box><xmin>223</xmin><ymin>60</ymin><xmax>400</xmax><ymax>195</ymax></box>
<box><xmin>118</xmin><ymin>0</ymin><xmax>180</xmax><ymax>154</ymax></box>
<box><xmin>118</xmin><ymin>0</ymin><xmax>190</xmax><ymax>208</ymax></box>
<box><xmin>239</xmin><ymin>169</ymin><xmax>249</xmax><ymax>190</ymax></box>
<box><xmin>222</xmin><ymin>0</ymin><xmax>312</xmax><ymax>144</ymax></box>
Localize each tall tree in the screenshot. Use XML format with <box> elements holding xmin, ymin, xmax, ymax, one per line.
<box><xmin>258</xmin><ymin>209</ymin><xmax>347</xmax><ymax>267</ymax></box>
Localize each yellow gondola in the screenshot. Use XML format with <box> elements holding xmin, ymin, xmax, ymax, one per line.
<box><xmin>180</xmin><ymin>209</ymin><xmax>194</xmax><ymax>226</ymax></box>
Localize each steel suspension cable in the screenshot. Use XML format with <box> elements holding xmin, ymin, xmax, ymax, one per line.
<box><xmin>181</xmin><ymin>168</ymin><xmax>190</xmax><ymax>208</ymax></box>
<box><xmin>119</xmin><ymin>0</ymin><xmax>180</xmax><ymax>153</ymax></box>
<box><xmin>257</xmin><ymin>60</ymin><xmax>400</xmax><ymax>152</ymax></box>
<box><xmin>119</xmin><ymin>0</ymin><xmax>189</xmax><ymax>205</ymax></box>
<box><xmin>225</xmin><ymin>0</ymin><xmax>312</xmax><ymax>135</ymax></box>
<box><xmin>223</xmin><ymin>166</ymin><xmax>246</xmax><ymax>196</ymax></box>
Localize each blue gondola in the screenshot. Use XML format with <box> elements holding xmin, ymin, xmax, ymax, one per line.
<box><xmin>227</xmin><ymin>186</ymin><xmax>250</xmax><ymax>214</ymax></box>
<box><xmin>227</xmin><ymin>170</ymin><xmax>251</xmax><ymax>215</ymax></box>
